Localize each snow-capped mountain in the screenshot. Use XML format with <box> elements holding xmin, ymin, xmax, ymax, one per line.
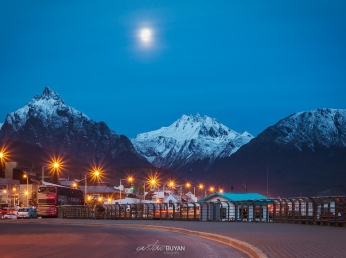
<box><xmin>257</xmin><ymin>108</ymin><xmax>346</xmax><ymax>150</ymax></box>
<box><xmin>209</xmin><ymin>108</ymin><xmax>346</xmax><ymax>197</ymax></box>
<box><xmin>131</xmin><ymin>114</ymin><xmax>253</xmax><ymax>170</ymax></box>
<box><xmin>0</xmin><ymin>87</ymin><xmax>150</xmax><ymax>167</ymax></box>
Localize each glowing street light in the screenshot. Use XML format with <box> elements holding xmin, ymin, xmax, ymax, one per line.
<box><xmin>53</xmin><ymin>162</ymin><xmax>59</xmax><ymax>169</ymax></box>
<box><xmin>150</xmin><ymin>179</ymin><xmax>156</xmax><ymax>186</ymax></box>
<box><xmin>85</xmin><ymin>169</ymin><xmax>102</xmax><ymax>202</ymax></box>
<box><xmin>119</xmin><ymin>176</ymin><xmax>134</xmax><ymax>203</ymax></box>
<box><xmin>42</xmin><ymin>160</ymin><xmax>61</xmax><ymax>185</ymax></box>
<box><xmin>0</xmin><ymin>150</ymin><xmax>6</xmax><ymax>177</ymax></box>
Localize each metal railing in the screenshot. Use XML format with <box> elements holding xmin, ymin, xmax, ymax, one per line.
<box><xmin>58</xmin><ymin>196</ymin><xmax>346</xmax><ymax>227</ymax></box>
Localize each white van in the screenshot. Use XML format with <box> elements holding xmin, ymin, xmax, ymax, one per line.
<box><xmin>17</xmin><ymin>207</ymin><xmax>38</xmax><ymax>219</ymax></box>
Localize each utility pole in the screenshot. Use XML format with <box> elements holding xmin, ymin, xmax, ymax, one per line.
<box><xmin>266</xmin><ymin>164</ymin><xmax>269</xmax><ymax>198</ymax></box>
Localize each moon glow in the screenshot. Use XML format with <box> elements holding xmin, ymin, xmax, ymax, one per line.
<box><xmin>140</xmin><ymin>29</ymin><xmax>152</xmax><ymax>42</ymax></box>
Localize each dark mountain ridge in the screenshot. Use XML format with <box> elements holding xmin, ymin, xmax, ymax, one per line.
<box><xmin>208</xmin><ymin>108</ymin><xmax>346</xmax><ymax>197</ymax></box>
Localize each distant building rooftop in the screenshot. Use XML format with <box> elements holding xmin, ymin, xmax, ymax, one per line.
<box><xmin>198</xmin><ymin>192</ymin><xmax>268</xmax><ymax>202</ymax></box>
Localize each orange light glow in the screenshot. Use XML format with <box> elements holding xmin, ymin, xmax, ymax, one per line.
<box><xmin>147</xmin><ymin>173</ymin><xmax>160</xmax><ymax>189</ymax></box>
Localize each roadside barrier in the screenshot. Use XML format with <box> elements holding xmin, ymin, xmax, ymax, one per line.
<box><xmin>58</xmin><ymin>196</ymin><xmax>345</xmax><ymax>227</ymax></box>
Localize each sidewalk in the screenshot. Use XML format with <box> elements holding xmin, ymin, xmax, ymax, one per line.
<box><xmin>15</xmin><ymin>219</ymin><xmax>346</xmax><ymax>258</ymax></box>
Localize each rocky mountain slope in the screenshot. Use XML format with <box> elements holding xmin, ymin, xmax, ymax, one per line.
<box><xmin>0</xmin><ymin>87</ymin><xmax>150</xmax><ymax>169</ymax></box>
<box><xmin>209</xmin><ymin>108</ymin><xmax>346</xmax><ymax>197</ymax></box>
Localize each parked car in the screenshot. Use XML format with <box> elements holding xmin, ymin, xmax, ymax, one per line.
<box><xmin>0</xmin><ymin>208</ymin><xmax>17</xmax><ymax>219</ymax></box>
<box><xmin>3</xmin><ymin>213</ymin><xmax>17</xmax><ymax>219</ymax></box>
<box><xmin>17</xmin><ymin>207</ymin><xmax>38</xmax><ymax>219</ymax></box>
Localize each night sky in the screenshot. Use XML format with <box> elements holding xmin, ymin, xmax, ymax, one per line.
<box><xmin>1</xmin><ymin>1</ymin><xmax>345</xmax><ymax>138</ymax></box>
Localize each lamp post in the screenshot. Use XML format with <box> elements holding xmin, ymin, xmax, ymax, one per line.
<box><xmin>23</xmin><ymin>173</ymin><xmax>29</xmax><ymax>207</ymax></box>
<box><xmin>0</xmin><ymin>151</ymin><xmax>4</xmax><ymax>177</ymax></box>
<box><xmin>41</xmin><ymin>161</ymin><xmax>60</xmax><ymax>185</ymax></box>
<box><xmin>197</xmin><ymin>184</ymin><xmax>205</xmax><ymax>197</ymax></box>
<box><xmin>120</xmin><ymin>177</ymin><xmax>133</xmax><ymax>204</ymax></box>
<box><xmin>209</xmin><ymin>186</ymin><xmax>215</xmax><ymax>196</ymax></box>
<box><xmin>41</xmin><ymin>166</ymin><xmax>47</xmax><ymax>185</ymax></box>
<box><xmin>85</xmin><ymin>170</ymin><xmax>101</xmax><ymax>203</ymax></box>
<box><xmin>12</xmin><ymin>187</ymin><xmax>17</xmax><ymax>207</ymax></box>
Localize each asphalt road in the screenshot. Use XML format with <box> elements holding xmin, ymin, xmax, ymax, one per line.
<box><xmin>0</xmin><ymin>222</ymin><xmax>249</xmax><ymax>258</ymax></box>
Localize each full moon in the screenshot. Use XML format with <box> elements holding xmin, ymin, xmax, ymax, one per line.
<box><xmin>140</xmin><ymin>29</ymin><xmax>152</xmax><ymax>42</ymax></box>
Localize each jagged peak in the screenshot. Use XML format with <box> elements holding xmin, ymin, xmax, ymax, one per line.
<box><xmin>178</xmin><ymin>113</ymin><xmax>220</xmax><ymax>124</ymax></box>
<box><xmin>33</xmin><ymin>86</ymin><xmax>64</xmax><ymax>103</ymax></box>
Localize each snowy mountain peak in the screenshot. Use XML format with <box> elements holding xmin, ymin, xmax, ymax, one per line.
<box><xmin>0</xmin><ymin>87</ymin><xmax>150</xmax><ymax>168</ymax></box>
<box><xmin>5</xmin><ymin>87</ymin><xmax>89</xmax><ymax>132</ymax></box>
<box><xmin>132</xmin><ymin>114</ymin><xmax>253</xmax><ymax>169</ymax></box>
<box><xmin>263</xmin><ymin>108</ymin><xmax>346</xmax><ymax>150</ymax></box>
<box><xmin>35</xmin><ymin>86</ymin><xmax>64</xmax><ymax>102</ymax></box>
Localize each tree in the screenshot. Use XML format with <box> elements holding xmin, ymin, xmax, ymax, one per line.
<box><xmin>29</xmin><ymin>192</ymin><xmax>37</xmax><ymax>206</ymax></box>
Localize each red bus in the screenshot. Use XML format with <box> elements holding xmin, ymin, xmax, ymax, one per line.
<box><xmin>37</xmin><ymin>185</ymin><xmax>84</xmax><ymax>217</ymax></box>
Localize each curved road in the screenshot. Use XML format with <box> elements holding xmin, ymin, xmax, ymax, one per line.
<box><xmin>0</xmin><ymin>222</ymin><xmax>249</xmax><ymax>258</ymax></box>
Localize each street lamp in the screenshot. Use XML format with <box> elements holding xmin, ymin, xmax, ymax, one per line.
<box><xmin>42</xmin><ymin>166</ymin><xmax>47</xmax><ymax>184</ymax></box>
<box><xmin>168</xmin><ymin>180</ymin><xmax>174</xmax><ymax>189</ymax></box>
<box><xmin>12</xmin><ymin>187</ymin><xmax>17</xmax><ymax>207</ymax></box>
<box><xmin>119</xmin><ymin>176</ymin><xmax>133</xmax><ymax>204</ymax></box>
<box><xmin>23</xmin><ymin>174</ymin><xmax>29</xmax><ymax>207</ymax></box>
<box><xmin>197</xmin><ymin>184</ymin><xmax>205</xmax><ymax>197</ymax></box>
<box><xmin>209</xmin><ymin>186</ymin><xmax>215</xmax><ymax>196</ymax></box>
<box><xmin>85</xmin><ymin>169</ymin><xmax>101</xmax><ymax>203</ymax></box>
<box><xmin>41</xmin><ymin>161</ymin><xmax>60</xmax><ymax>185</ymax></box>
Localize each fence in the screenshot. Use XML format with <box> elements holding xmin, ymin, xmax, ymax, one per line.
<box><xmin>58</xmin><ymin>196</ymin><xmax>346</xmax><ymax>227</ymax></box>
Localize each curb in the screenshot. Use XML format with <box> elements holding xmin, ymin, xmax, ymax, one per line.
<box><xmin>61</xmin><ymin>222</ymin><xmax>268</xmax><ymax>258</ymax></box>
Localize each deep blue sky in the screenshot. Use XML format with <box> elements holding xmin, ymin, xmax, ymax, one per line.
<box><xmin>1</xmin><ymin>1</ymin><xmax>345</xmax><ymax>138</ymax></box>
